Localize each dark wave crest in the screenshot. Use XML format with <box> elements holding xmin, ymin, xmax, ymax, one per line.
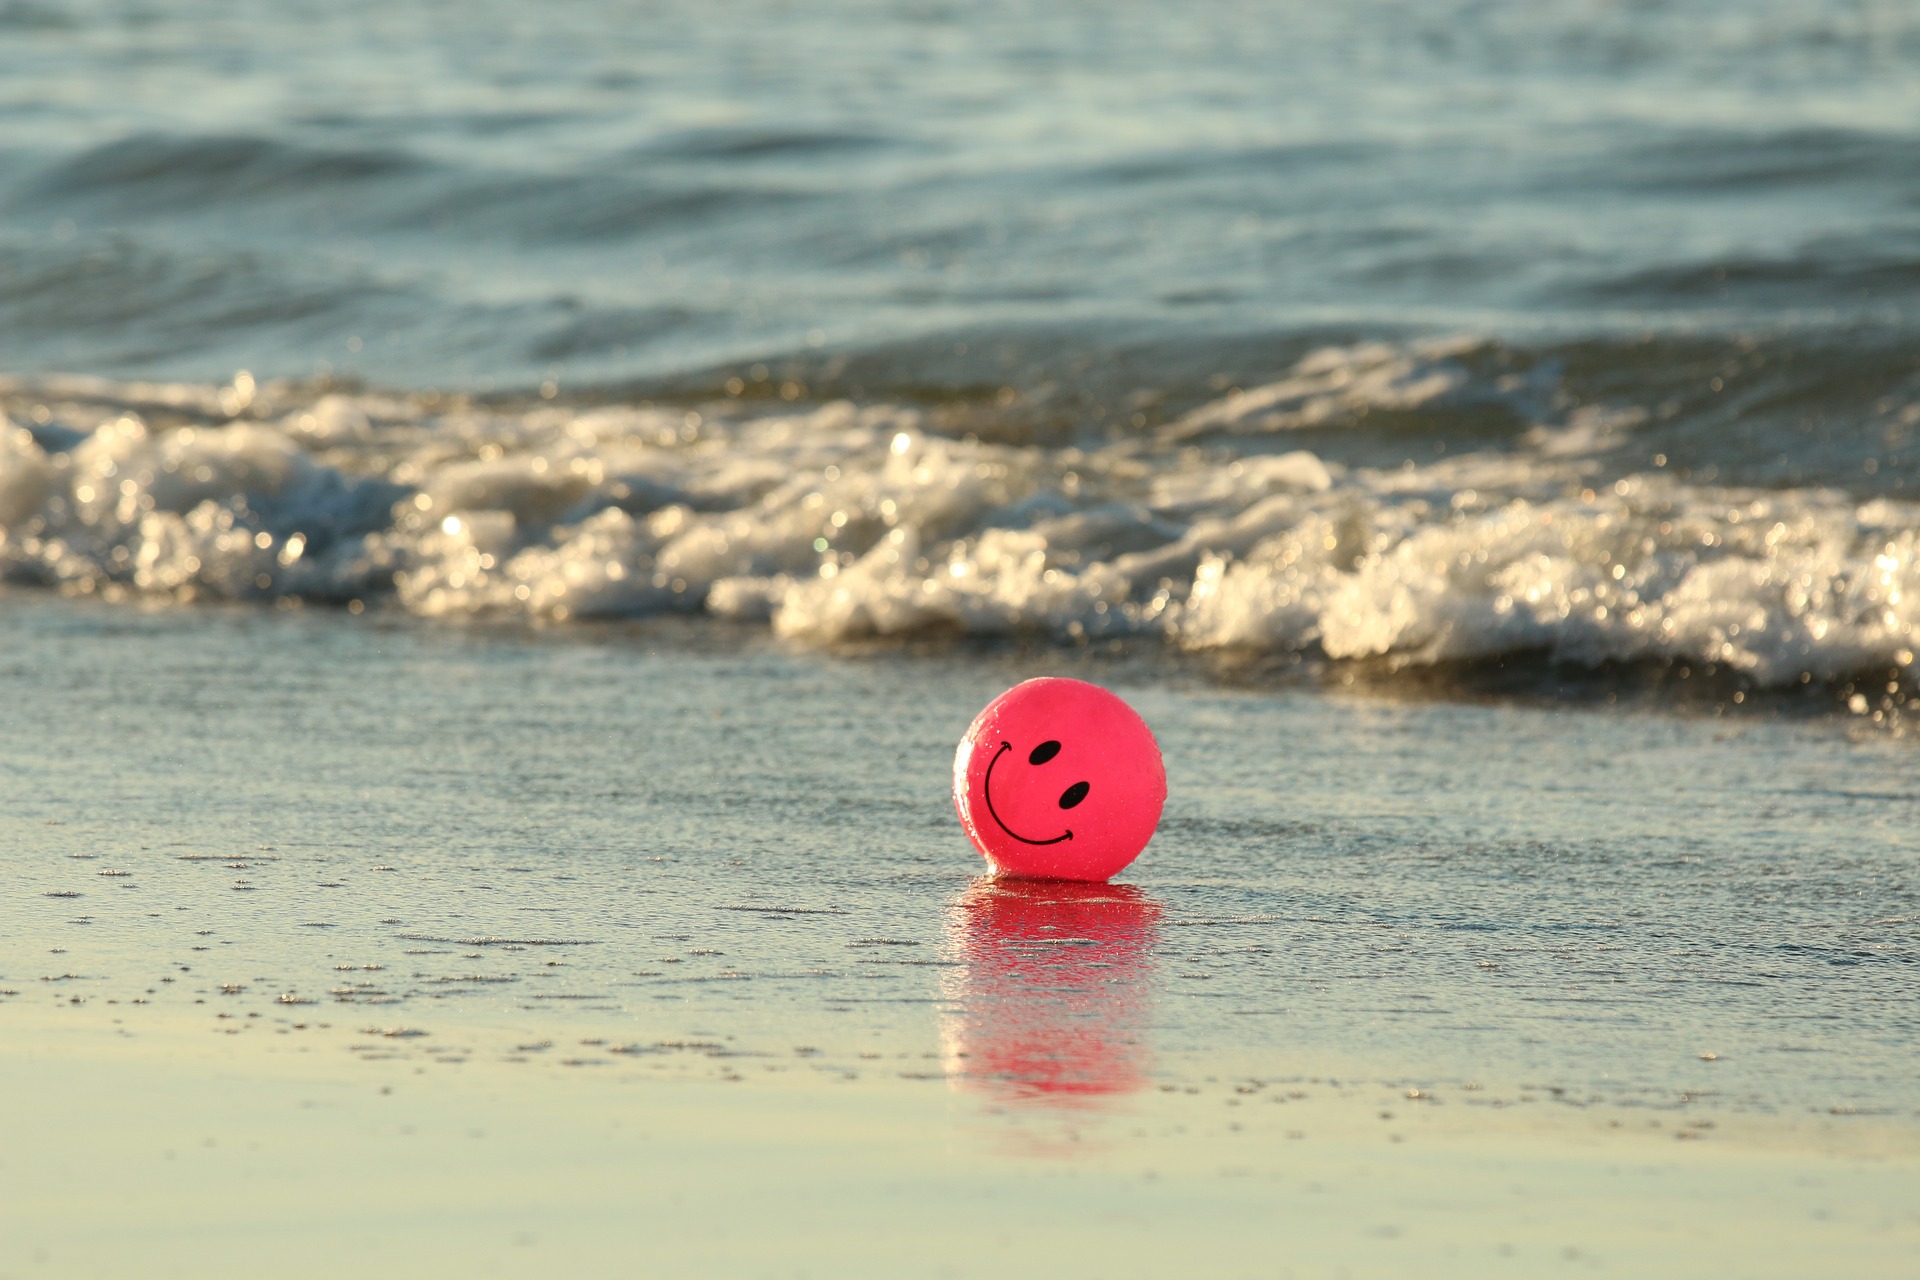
<box><xmin>33</xmin><ymin>134</ymin><xmax>425</xmax><ymax>207</ymax></box>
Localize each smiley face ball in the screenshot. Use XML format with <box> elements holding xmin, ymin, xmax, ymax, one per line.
<box><xmin>953</xmin><ymin>677</ymin><xmax>1166</xmax><ymax>882</ymax></box>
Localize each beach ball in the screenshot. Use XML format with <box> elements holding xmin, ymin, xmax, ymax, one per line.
<box><xmin>953</xmin><ymin>677</ymin><xmax>1166</xmax><ymax>882</ymax></box>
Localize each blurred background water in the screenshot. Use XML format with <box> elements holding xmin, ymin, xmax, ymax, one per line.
<box><xmin>3</xmin><ymin>1</ymin><xmax>1920</xmax><ymax>695</ymax></box>
<box><xmin>2</xmin><ymin>0</ymin><xmax>1915</xmax><ymax>398</ymax></box>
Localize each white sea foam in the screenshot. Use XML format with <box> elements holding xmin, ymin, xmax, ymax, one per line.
<box><xmin>3</xmin><ymin>343</ymin><xmax>1916</xmax><ymax>692</ymax></box>
<box><xmin>1165</xmin><ymin>337</ymin><xmax>1558</xmax><ymax>439</ymax></box>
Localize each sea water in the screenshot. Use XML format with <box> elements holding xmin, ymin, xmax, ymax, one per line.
<box><xmin>3</xmin><ymin>1</ymin><xmax>1919</xmax><ymax>392</ymax></box>
<box><xmin>4</xmin><ymin>2</ymin><xmax>1920</xmax><ymax>701</ymax></box>
<box><xmin>3</xmin><ymin>592</ymin><xmax>1914</xmax><ymax>1118</ymax></box>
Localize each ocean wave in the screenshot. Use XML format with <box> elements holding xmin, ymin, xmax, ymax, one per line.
<box><xmin>631</xmin><ymin>126</ymin><xmax>894</xmax><ymax>162</ymax></box>
<box><xmin>0</xmin><ymin>240</ymin><xmax>398</xmax><ymax>363</ymax></box>
<box><xmin>1609</xmin><ymin>126</ymin><xmax>1920</xmax><ymax>195</ymax></box>
<box><xmin>406</xmin><ymin>173</ymin><xmax>815</xmax><ymax>244</ymax></box>
<box><xmin>1586</xmin><ymin>243</ymin><xmax>1920</xmax><ymax>303</ymax></box>
<box><xmin>33</xmin><ymin>134</ymin><xmax>424</xmax><ymax>206</ymax></box>
<box><xmin>2</xmin><ymin>341</ymin><xmax>1916</xmax><ymax>700</ymax></box>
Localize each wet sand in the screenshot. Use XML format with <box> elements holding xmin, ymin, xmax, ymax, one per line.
<box><xmin>7</xmin><ymin>1003</ymin><xmax>1917</xmax><ymax>1279</ymax></box>
<box><xmin>3</xmin><ymin>592</ymin><xmax>1917</xmax><ymax>1276</ymax></box>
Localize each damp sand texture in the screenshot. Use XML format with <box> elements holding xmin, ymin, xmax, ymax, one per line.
<box><xmin>2</xmin><ymin>595</ymin><xmax>1917</xmax><ymax>1279</ymax></box>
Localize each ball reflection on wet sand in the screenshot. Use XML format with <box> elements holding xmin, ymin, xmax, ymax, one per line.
<box><xmin>940</xmin><ymin>877</ymin><xmax>1160</xmax><ymax>1105</ymax></box>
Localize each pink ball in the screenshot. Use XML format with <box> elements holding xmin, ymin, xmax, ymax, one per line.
<box><xmin>953</xmin><ymin>677</ymin><xmax>1167</xmax><ymax>882</ymax></box>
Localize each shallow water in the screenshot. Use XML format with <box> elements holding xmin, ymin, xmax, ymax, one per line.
<box><xmin>6</xmin><ymin>593</ymin><xmax>1918</xmax><ymax>1276</ymax></box>
<box><xmin>4</xmin><ymin>592</ymin><xmax>1914</xmax><ymax>1116</ymax></box>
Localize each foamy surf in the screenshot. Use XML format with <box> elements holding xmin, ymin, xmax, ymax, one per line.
<box><xmin>2</xmin><ymin>341</ymin><xmax>1915</xmax><ymax>705</ymax></box>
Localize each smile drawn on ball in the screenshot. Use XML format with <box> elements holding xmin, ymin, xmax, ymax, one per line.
<box><xmin>981</xmin><ymin>740</ymin><xmax>1079</xmax><ymax>846</ymax></box>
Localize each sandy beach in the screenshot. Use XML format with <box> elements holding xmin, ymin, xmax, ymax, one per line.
<box><xmin>9</xmin><ymin>1006</ymin><xmax>1917</xmax><ymax>1279</ymax></box>
<box><xmin>4</xmin><ymin>594</ymin><xmax>1917</xmax><ymax>1276</ymax></box>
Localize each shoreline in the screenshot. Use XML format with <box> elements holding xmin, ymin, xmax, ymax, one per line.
<box><xmin>5</xmin><ymin>588</ymin><xmax>1917</xmax><ymax>1276</ymax></box>
<box><xmin>6</xmin><ymin>1008</ymin><xmax>1918</xmax><ymax>1279</ymax></box>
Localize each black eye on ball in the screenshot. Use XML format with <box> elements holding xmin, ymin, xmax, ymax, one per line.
<box><xmin>1058</xmin><ymin>781</ymin><xmax>1089</xmax><ymax>810</ymax></box>
<box><xmin>1028</xmin><ymin>740</ymin><xmax>1061</xmax><ymax>765</ymax></box>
